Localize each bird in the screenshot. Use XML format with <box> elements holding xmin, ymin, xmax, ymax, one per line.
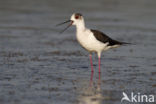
<box><xmin>56</xmin><ymin>13</ymin><xmax>130</xmax><ymax>73</ymax></box>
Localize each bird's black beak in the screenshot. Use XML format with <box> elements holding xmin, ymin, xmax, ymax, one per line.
<box><xmin>56</xmin><ymin>20</ymin><xmax>73</xmax><ymax>33</ymax></box>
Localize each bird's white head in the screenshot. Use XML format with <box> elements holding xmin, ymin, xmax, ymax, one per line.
<box><xmin>56</xmin><ymin>13</ymin><xmax>85</xmax><ymax>33</ymax></box>
<box><xmin>70</xmin><ymin>13</ymin><xmax>84</xmax><ymax>26</ymax></box>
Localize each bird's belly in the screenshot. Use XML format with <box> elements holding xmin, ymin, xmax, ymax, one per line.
<box><xmin>77</xmin><ymin>33</ymin><xmax>108</xmax><ymax>52</ymax></box>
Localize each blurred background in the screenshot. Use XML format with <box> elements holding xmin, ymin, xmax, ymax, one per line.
<box><xmin>0</xmin><ymin>0</ymin><xmax>156</xmax><ymax>104</ymax></box>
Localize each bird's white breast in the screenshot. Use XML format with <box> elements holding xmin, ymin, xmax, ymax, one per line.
<box><xmin>76</xmin><ymin>29</ymin><xmax>108</xmax><ymax>53</ymax></box>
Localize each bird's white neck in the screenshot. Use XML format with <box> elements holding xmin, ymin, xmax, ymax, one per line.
<box><xmin>76</xmin><ymin>20</ymin><xmax>86</xmax><ymax>32</ymax></box>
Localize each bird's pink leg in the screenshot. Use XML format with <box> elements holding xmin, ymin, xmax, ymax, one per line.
<box><xmin>98</xmin><ymin>56</ymin><xmax>101</xmax><ymax>73</ymax></box>
<box><xmin>90</xmin><ymin>71</ymin><xmax>94</xmax><ymax>86</ymax></box>
<box><xmin>99</xmin><ymin>70</ymin><xmax>101</xmax><ymax>80</ymax></box>
<box><xmin>98</xmin><ymin>72</ymin><xmax>101</xmax><ymax>84</ymax></box>
<box><xmin>89</xmin><ymin>54</ymin><xmax>94</xmax><ymax>72</ymax></box>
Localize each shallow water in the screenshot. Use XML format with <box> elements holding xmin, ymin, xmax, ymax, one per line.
<box><xmin>0</xmin><ymin>0</ymin><xmax>156</xmax><ymax>104</ymax></box>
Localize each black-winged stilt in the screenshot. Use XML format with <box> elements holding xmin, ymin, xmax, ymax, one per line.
<box><xmin>57</xmin><ymin>13</ymin><xmax>130</xmax><ymax>73</ymax></box>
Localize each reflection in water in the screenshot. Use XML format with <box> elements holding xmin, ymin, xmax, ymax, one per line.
<box><xmin>78</xmin><ymin>72</ymin><xmax>103</xmax><ymax>104</ymax></box>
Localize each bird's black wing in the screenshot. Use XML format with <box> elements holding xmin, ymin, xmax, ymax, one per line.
<box><xmin>91</xmin><ymin>29</ymin><xmax>128</xmax><ymax>46</ymax></box>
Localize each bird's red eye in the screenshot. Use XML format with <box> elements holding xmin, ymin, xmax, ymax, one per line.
<box><xmin>75</xmin><ymin>15</ymin><xmax>79</xmax><ymax>19</ymax></box>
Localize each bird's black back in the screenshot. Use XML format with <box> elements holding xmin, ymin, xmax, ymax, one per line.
<box><xmin>91</xmin><ymin>29</ymin><xmax>128</xmax><ymax>46</ymax></box>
